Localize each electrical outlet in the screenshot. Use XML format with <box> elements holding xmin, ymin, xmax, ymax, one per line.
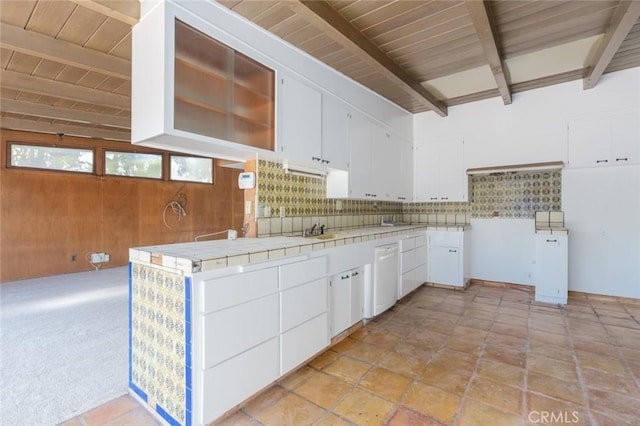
<box><xmin>90</xmin><ymin>252</ymin><xmax>110</xmax><ymax>263</ymax></box>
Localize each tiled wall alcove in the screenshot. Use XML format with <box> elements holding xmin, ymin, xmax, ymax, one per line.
<box><xmin>255</xmin><ymin>158</ymin><xmax>562</xmax><ymax>237</ymax></box>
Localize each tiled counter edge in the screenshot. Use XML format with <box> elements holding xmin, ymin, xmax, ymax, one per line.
<box><xmin>129</xmin><ymin>261</ymin><xmax>192</xmax><ymax>426</ymax></box>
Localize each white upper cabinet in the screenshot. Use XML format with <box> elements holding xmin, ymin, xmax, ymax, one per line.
<box><xmin>131</xmin><ymin>1</ymin><xmax>412</xmax><ymax>164</ymax></box>
<box><xmin>132</xmin><ymin>5</ymin><xmax>277</xmax><ymax>161</ymax></box>
<box><xmin>278</xmin><ymin>74</ymin><xmax>322</xmax><ymax>165</ymax></box>
<box><xmin>567</xmin><ymin>109</ymin><xmax>639</xmax><ymax>168</ymax></box>
<box><xmin>321</xmin><ymin>95</ymin><xmax>350</xmax><ymax>170</ymax></box>
<box><xmin>414</xmin><ymin>138</ymin><xmax>466</xmax><ymax>202</ymax></box>
<box><xmin>347</xmin><ymin>110</ymin><xmax>374</xmax><ymax>199</ymax></box>
<box><xmin>397</xmin><ymin>138</ymin><xmax>413</xmax><ymax>202</ymax></box>
<box><xmin>612</xmin><ymin>111</ymin><xmax>639</xmax><ymax>165</ymax></box>
<box><xmin>327</xmin><ymin>111</ymin><xmax>409</xmax><ymax>201</ymax></box>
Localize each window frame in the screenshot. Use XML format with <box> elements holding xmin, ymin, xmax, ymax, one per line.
<box><xmin>6</xmin><ymin>141</ymin><xmax>96</xmax><ymax>175</ymax></box>
<box><xmin>169</xmin><ymin>154</ymin><xmax>214</xmax><ymax>184</ymax></box>
<box><xmin>103</xmin><ymin>149</ymin><xmax>164</xmax><ymax>181</ymax></box>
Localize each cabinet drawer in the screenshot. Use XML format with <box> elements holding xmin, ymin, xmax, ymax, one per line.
<box><xmin>201</xmin><ymin>337</ymin><xmax>279</xmax><ymax>424</ymax></box>
<box><xmin>280</xmin><ymin>256</ymin><xmax>326</xmax><ymax>290</ymax></box>
<box><xmin>400</xmin><ymin>250</ymin><xmax>416</xmax><ymax>274</ymax></box>
<box><xmin>428</xmin><ymin>231</ymin><xmax>461</xmax><ymax>247</ymax></box>
<box><xmin>202</xmin><ymin>293</ymin><xmax>279</xmax><ymax>369</ymax></box>
<box><xmin>201</xmin><ymin>267</ymin><xmax>278</xmax><ymax>313</ymax></box>
<box><xmin>401</xmin><ymin>237</ymin><xmax>416</xmax><ymax>252</ymax></box>
<box><xmin>281</xmin><ymin>278</ymin><xmax>327</xmax><ymax>332</ymax></box>
<box><xmin>281</xmin><ymin>313</ymin><xmax>328</xmax><ymax>375</ymax></box>
<box><xmin>415</xmin><ymin>245</ymin><xmax>427</xmax><ymax>266</ymax></box>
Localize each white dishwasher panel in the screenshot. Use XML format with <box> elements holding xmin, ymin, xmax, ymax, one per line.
<box><xmin>365</xmin><ymin>244</ymin><xmax>399</xmax><ymax>318</ymax></box>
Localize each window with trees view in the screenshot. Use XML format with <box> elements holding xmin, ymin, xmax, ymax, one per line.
<box><xmin>170</xmin><ymin>155</ymin><xmax>213</xmax><ymax>183</ymax></box>
<box><xmin>104</xmin><ymin>151</ymin><xmax>162</xmax><ymax>179</ymax></box>
<box><xmin>9</xmin><ymin>144</ymin><xmax>94</xmax><ymax>173</ymax></box>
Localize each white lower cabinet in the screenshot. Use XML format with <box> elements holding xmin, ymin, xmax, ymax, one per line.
<box><xmin>281</xmin><ymin>313</ymin><xmax>329</xmax><ymax>375</ymax></box>
<box><xmin>399</xmin><ymin>233</ymin><xmax>427</xmax><ymax>298</ymax></box>
<box><xmin>196</xmin><ymin>256</ymin><xmax>328</xmax><ymax>424</ymax></box>
<box><xmin>535</xmin><ymin>234</ymin><xmax>568</xmax><ymax>305</ymax></box>
<box><xmin>330</xmin><ymin>267</ymin><xmax>364</xmax><ymax>338</ymax></box>
<box><xmin>350</xmin><ymin>269</ymin><xmax>364</xmax><ymax>324</ymax></box>
<box><xmin>202</xmin><ymin>337</ymin><xmax>279</xmax><ymax>422</ymax></box>
<box><xmin>427</xmin><ymin>230</ymin><xmax>469</xmax><ymax>288</ymax></box>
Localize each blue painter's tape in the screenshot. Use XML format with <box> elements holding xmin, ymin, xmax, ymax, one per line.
<box><xmin>157</xmin><ymin>404</ymin><xmax>181</xmax><ymax>426</ymax></box>
<box><xmin>129</xmin><ymin>382</ymin><xmax>147</xmax><ymax>403</ymax></box>
<box><xmin>185</xmin><ymin>275</ymin><xmax>192</xmax><ymax>425</ymax></box>
<box><xmin>128</xmin><ymin>262</ymin><xmax>133</xmax><ymax>384</ymax></box>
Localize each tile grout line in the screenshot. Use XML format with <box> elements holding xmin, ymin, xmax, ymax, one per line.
<box><xmin>450</xmin><ymin>290</ymin><xmax>500</xmax><ymax>426</ymax></box>
<box><xmin>565</xmin><ymin>300</ymin><xmax>596</xmax><ymax>426</ymax></box>
<box><xmin>520</xmin><ymin>295</ymin><xmax>531</xmax><ymax>426</ymax></box>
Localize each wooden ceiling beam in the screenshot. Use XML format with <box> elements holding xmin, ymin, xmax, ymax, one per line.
<box><xmin>583</xmin><ymin>0</ymin><xmax>640</xmax><ymax>89</ymax></box>
<box><xmin>288</xmin><ymin>0</ymin><xmax>447</xmax><ymax>116</ymax></box>
<box><xmin>69</xmin><ymin>0</ymin><xmax>139</xmax><ymax>26</ymax></box>
<box><xmin>1</xmin><ymin>70</ymin><xmax>131</xmax><ymax>110</ymax></box>
<box><xmin>465</xmin><ymin>0</ymin><xmax>512</xmax><ymax>105</ymax></box>
<box><xmin>0</xmin><ymin>22</ymin><xmax>131</xmax><ymax>80</ymax></box>
<box><xmin>1</xmin><ymin>117</ymin><xmax>130</xmax><ymax>141</ymax></box>
<box><xmin>0</xmin><ymin>98</ymin><xmax>130</xmax><ymax>129</ymax></box>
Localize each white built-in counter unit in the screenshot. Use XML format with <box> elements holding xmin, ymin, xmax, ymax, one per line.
<box><xmin>534</xmin><ymin>212</ymin><xmax>569</xmax><ymax>305</ymax></box>
<box><xmin>130</xmin><ymin>224</ymin><xmax>479</xmax><ymax>425</ymax></box>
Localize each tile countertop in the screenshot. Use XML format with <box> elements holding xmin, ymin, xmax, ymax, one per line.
<box><xmin>130</xmin><ymin>223</ymin><xmax>470</xmax><ymax>273</ymax></box>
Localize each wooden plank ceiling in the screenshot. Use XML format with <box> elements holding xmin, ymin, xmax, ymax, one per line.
<box><xmin>2</xmin><ymin>0</ymin><xmax>640</xmax><ymax>142</ymax></box>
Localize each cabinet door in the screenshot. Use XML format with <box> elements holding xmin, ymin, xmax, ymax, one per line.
<box><xmin>321</xmin><ymin>95</ymin><xmax>349</xmax><ymax>170</ymax></box>
<box><xmin>438</xmin><ymin>139</ymin><xmax>466</xmax><ymax>201</ymax></box>
<box><xmin>279</xmin><ymin>75</ymin><xmax>322</xmax><ymax>163</ymax></box>
<box><xmin>568</xmin><ymin>116</ymin><xmax>612</xmax><ymax>168</ymax></box>
<box><xmin>612</xmin><ymin>111</ymin><xmax>639</xmax><ymax>165</ymax></box>
<box><xmin>397</xmin><ymin>138</ymin><xmax>413</xmax><ymax>201</ymax></box>
<box><xmin>350</xmin><ymin>268</ymin><xmax>364</xmax><ymax>325</ymax></box>
<box><xmin>428</xmin><ymin>246</ymin><xmax>460</xmax><ymax>286</ymax></box>
<box><xmin>535</xmin><ymin>235</ymin><xmax>568</xmax><ymax>303</ymax></box>
<box><xmin>202</xmin><ymin>337</ymin><xmax>279</xmax><ymax>424</ymax></box>
<box><xmin>348</xmin><ymin>111</ymin><xmax>372</xmax><ymax>198</ymax></box>
<box><xmin>371</xmin><ymin>124</ymin><xmax>393</xmax><ymax>200</ymax></box>
<box><xmin>281</xmin><ymin>313</ymin><xmax>328</xmax><ymax>375</ymax></box>
<box><xmin>331</xmin><ymin>273</ymin><xmax>351</xmax><ymax>337</ymax></box>
<box><xmin>399</xmin><ymin>268</ymin><xmax>415</xmax><ymax>299</ymax></box>
<box><xmin>414</xmin><ymin>140</ymin><xmax>439</xmax><ymax>201</ymax></box>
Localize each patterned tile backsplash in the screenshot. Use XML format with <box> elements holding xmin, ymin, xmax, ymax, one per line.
<box><xmin>257</xmin><ymin>158</ymin><xmax>402</xmax><ymax>216</ymax></box>
<box><xmin>255</xmin><ymin>158</ymin><xmax>562</xmax><ymax>236</ymax></box>
<box><xmin>470</xmin><ymin>170</ymin><xmax>562</xmax><ymax>218</ymax></box>
<box><xmin>130</xmin><ymin>264</ymin><xmax>191</xmax><ymax>425</ymax></box>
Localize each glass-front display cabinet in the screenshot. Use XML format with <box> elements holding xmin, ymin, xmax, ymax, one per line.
<box><xmin>132</xmin><ymin>1</ymin><xmax>276</xmax><ymax>161</ymax></box>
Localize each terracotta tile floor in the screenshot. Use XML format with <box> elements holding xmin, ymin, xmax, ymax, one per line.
<box><xmin>63</xmin><ymin>284</ymin><xmax>640</xmax><ymax>425</ymax></box>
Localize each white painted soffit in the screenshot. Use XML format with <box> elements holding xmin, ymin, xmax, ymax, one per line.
<box><xmin>505</xmin><ymin>34</ymin><xmax>603</xmax><ymax>84</ymax></box>
<box><xmin>421</xmin><ymin>65</ymin><xmax>497</xmax><ymax>100</ymax></box>
<box><xmin>420</xmin><ymin>34</ymin><xmax>603</xmax><ymax>101</ymax></box>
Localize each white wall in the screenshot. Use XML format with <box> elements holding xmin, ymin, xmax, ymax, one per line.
<box><xmin>415</xmin><ymin>68</ymin><xmax>640</xmax><ymax>298</ymax></box>
<box><xmin>469</xmin><ymin>219</ymin><xmax>536</xmax><ymax>286</ymax></box>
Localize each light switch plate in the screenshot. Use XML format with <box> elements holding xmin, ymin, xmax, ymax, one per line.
<box><xmin>244</xmin><ymin>200</ymin><xmax>252</xmax><ymax>215</ymax></box>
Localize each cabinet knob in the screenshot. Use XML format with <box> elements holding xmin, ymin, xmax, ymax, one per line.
<box><xmin>546</xmin><ymin>239</ymin><xmax>557</xmax><ymax>243</ymax></box>
<box><xmin>596</xmin><ymin>159</ymin><xmax>608</xmax><ymax>164</ymax></box>
<box><xmin>342</xmin><ymin>275</ymin><xmax>350</xmax><ymax>280</ymax></box>
<box><xmin>352</xmin><ymin>272</ymin><xmax>359</xmax><ymax>277</ymax></box>
<box><xmin>430</xmin><ymin>197</ymin><xmax>438</xmax><ymax>200</ymax></box>
<box><xmin>441</xmin><ymin>197</ymin><xmax>448</xmax><ymax>200</ymax></box>
<box><xmin>448</xmin><ymin>249</ymin><xmax>457</xmax><ymax>253</ymax></box>
<box><xmin>616</xmin><ymin>158</ymin><xmax>628</xmax><ymax>162</ymax></box>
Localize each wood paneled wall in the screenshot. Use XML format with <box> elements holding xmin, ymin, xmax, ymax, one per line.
<box><xmin>0</xmin><ymin>129</ymin><xmax>245</xmax><ymax>282</ymax></box>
